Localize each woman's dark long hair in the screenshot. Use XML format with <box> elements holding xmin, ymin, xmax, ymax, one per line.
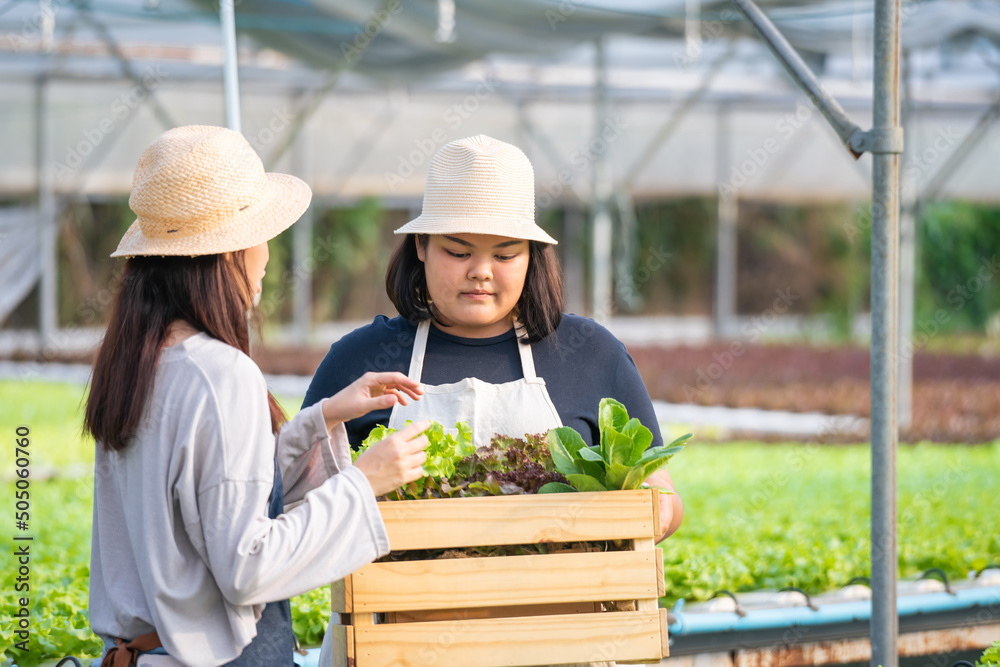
<box><xmin>386</xmin><ymin>234</ymin><xmax>564</xmax><ymax>343</ymax></box>
<box><xmin>85</xmin><ymin>251</ymin><xmax>286</xmax><ymax>452</ymax></box>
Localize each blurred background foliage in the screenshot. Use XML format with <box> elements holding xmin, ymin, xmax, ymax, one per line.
<box><xmin>3</xmin><ymin>197</ymin><xmax>999</xmax><ymax>338</ymax></box>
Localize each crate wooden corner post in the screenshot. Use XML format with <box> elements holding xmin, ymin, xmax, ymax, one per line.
<box><xmin>328</xmin><ymin>488</ymin><xmax>669</xmax><ymax>667</ymax></box>
<box><xmin>328</xmin><ymin>578</ymin><xmax>355</xmax><ymax>667</ymax></box>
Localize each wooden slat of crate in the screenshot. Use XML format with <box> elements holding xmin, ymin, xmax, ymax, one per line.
<box><xmin>385</xmin><ymin>601</ymin><xmax>600</xmax><ymax>623</ymax></box>
<box><xmin>353</xmin><ymin>610</ymin><xmax>663</xmax><ymax>667</ymax></box>
<box><xmin>377</xmin><ymin>489</ymin><xmax>657</xmax><ymax>550</ymax></box>
<box><xmin>351</xmin><ymin>550</ymin><xmax>660</xmax><ymax>613</ymax></box>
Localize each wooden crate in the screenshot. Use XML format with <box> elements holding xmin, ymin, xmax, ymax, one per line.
<box><xmin>328</xmin><ymin>488</ymin><xmax>669</xmax><ymax>667</ymax></box>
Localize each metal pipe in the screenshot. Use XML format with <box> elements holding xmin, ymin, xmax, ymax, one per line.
<box><xmin>36</xmin><ymin>74</ymin><xmax>56</xmax><ymax>350</ymax></box>
<box><xmin>870</xmin><ymin>0</ymin><xmax>902</xmax><ymax>664</ymax></box>
<box><xmin>220</xmin><ymin>0</ymin><xmax>241</xmax><ymax>132</ymax></box>
<box><xmin>668</xmin><ymin>585</ymin><xmax>1000</xmax><ymax>635</ymax></box>
<box><xmin>291</xmin><ymin>127</ymin><xmax>312</xmax><ymax>345</ymax></box>
<box><xmin>714</xmin><ymin>106</ymin><xmax>738</xmax><ymax>338</ymax></box>
<box><xmin>590</xmin><ymin>37</ymin><xmax>613</xmax><ymax>322</ymax></box>
<box><xmin>731</xmin><ymin>0</ymin><xmax>865</xmax><ymax>158</ymax></box>
<box><xmin>897</xmin><ymin>50</ymin><xmax>915</xmax><ymax>432</ymax></box>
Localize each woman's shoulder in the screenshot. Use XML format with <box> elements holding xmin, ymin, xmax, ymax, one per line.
<box><xmin>551</xmin><ymin>313</ymin><xmax>627</xmax><ymax>350</ymax></box>
<box><xmin>331</xmin><ymin>315</ymin><xmax>416</xmax><ymax>353</ymax></box>
<box><xmin>163</xmin><ymin>333</ymin><xmax>265</xmax><ymax>395</ymax></box>
<box><xmin>532</xmin><ymin>314</ymin><xmax>628</xmax><ymax>368</ymax></box>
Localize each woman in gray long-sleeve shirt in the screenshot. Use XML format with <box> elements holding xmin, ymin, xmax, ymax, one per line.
<box><xmin>83</xmin><ymin>126</ymin><xmax>430</xmax><ymax>667</ymax></box>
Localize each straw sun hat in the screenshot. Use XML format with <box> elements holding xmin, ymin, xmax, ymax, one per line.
<box><xmin>112</xmin><ymin>125</ymin><xmax>311</xmax><ymax>257</ymax></box>
<box><xmin>394</xmin><ymin>135</ymin><xmax>557</xmax><ymax>245</ymax></box>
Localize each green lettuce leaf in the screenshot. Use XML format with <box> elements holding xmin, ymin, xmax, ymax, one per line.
<box><xmin>548</xmin><ymin>426</ymin><xmax>587</xmax><ymax>476</ymax></box>
<box><xmin>565</xmin><ymin>474</ymin><xmax>608</xmax><ymax>492</ymax></box>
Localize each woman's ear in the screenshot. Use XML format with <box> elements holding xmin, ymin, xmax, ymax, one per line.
<box><xmin>415</xmin><ymin>234</ymin><xmax>427</xmax><ymax>262</ymax></box>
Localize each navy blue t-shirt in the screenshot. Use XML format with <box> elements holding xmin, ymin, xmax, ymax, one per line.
<box><xmin>301</xmin><ymin>314</ymin><xmax>662</xmax><ymax>449</ymax></box>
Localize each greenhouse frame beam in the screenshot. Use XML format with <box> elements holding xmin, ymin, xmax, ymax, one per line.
<box><xmin>619</xmin><ymin>41</ymin><xmax>735</xmax><ymax>192</ymax></box>
<box><xmin>511</xmin><ymin>99</ymin><xmax>587</xmax><ymax>206</ymax></box>
<box><xmin>75</xmin><ymin>6</ymin><xmax>177</xmax><ymax>131</ymax></box>
<box><xmin>918</xmin><ymin>95</ymin><xmax>1000</xmax><ymax>206</ymax></box>
<box><xmin>731</xmin><ymin>1</ymin><xmax>903</xmax><ymax>665</ymax></box>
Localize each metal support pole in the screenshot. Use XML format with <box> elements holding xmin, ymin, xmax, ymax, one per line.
<box><xmin>291</xmin><ymin>129</ymin><xmax>313</xmax><ymax>345</ymax></box>
<box><xmin>613</xmin><ymin>191</ymin><xmax>643</xmax><ymax>312</ymax></box>
<box><xmin>563</xmin><ymin>206</ymin><xmax>586</xmax><ymax>315</ymax></box>
<box><xmin>732</xmin><ymin>5</ymin><xmax>902</xmax><ymax>661</ymax></box>
<box><xmin>897</xmin><ymin>50</ymin><xmax>915</xmax><ymax>432</ymax></box>
<box><xmin>590</xmin><ymin>37</ymin><xmax>613</xmax><ymax>322</ymax></box>
<box><xmin>870</xmin><ymin>0</ymin><xmax>902</xmax><ymax>664</ymax></box>
<box><xmin>220</xmin><ymin>0</ymin><xmax>241</xmax><ymax>132</ymax></box>
<box><xmin>714</xmin><ymin>106</ymin><xmax>738</xmax><ymax>338</ymax></box>
<box><xmin>36</xmin><ymin>76</ymin><xmax>57</xmax><ymax>351</ymax></box>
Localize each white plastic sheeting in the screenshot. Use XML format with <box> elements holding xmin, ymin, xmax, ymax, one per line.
<box><xmin>0</xmin><ymin>209</ymin><xmax>41</xmax><ymax>323</ymax></box>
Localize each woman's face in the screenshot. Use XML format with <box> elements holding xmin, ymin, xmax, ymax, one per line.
<box><xmin>243</xmin><ymin>242</ymin><xmax>269</xmax><ymax>305</ymax></box>
<box><xmin>416</xmin><ymin>233</ymin><xmax>529</xmax><ymax>338</ymax></box>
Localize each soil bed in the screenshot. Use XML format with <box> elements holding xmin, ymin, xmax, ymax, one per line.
<box><xmin>252</xmin><ymin>341</ymin><xmax>1000</xmax><ymax>443</ymax></box>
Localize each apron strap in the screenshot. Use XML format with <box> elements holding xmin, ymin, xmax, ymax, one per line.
<box><xmin>514</xmin><ymin>322</ymin><xmax>538</xmax><ymax>380</ymax></box>
<box><xmin>407</xmin><ymin>320</ymin><xmax>431</xmax><ymax>382</ymax></box>
<box><xmin>410</xmin><ymin>319</ymin><xmax>537</xmax><ymax>380</ymax></box>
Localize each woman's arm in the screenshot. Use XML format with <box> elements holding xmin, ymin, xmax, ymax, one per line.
<box><xmin>608</xmin><ymin>336</ymin><xmax>684</xmax><ymax>541</ymax></box>
<box><xmin>275</xmin><ymin>403</ymin><xmax>351</xmax><ymax>509</ymax></box>
<box><xmin>192</xmin><ymin>366</ymin><xmax>426</xmax><ymax>606</ymax></box>
<box><xmin>278</xmin><ymin>372</ymin><xmax>423</xmax><ymax>508</ymax></box>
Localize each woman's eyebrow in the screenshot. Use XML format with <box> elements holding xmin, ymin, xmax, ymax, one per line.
<box><xmin>442</xmin><ymin>236</ymin><xmax>525</xmax><ymax>249</ymax></box>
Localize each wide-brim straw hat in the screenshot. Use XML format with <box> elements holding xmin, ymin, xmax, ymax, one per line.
<box><xmin>394</xmin><ymin>135</ymin><xmax>557</xmax><ymax>245</ymax></box>
<box><xmin>111</xmin><ymin>125</ymin><xmax>311</xmax><ymax>257</ymax></box>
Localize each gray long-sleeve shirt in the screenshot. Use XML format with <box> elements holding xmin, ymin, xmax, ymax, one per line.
<box><xmin>89</xmin><ymin>332</ymin><xmax>389</xmax><ymax>666</ymax></box>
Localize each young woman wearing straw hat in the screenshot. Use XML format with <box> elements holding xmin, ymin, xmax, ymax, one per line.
<box><xmin>309</xmin><ymin>134</ymin><xmax>680</xmax><ymax>666</ymax></box>
<box><xmin>306</xmin><ymin>134</ymin><xmax>682</xmax><ymax>538</ymax></box>
<box><xmin>84</xmin><ymin>125</ymin><xmax>430</xmax><ymax>667</ymax></box>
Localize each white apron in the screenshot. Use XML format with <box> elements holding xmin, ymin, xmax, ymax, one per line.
<box><xmin>388</xmin><ymin>320</ymin><xmax>563</xmax><ymax>446</ymax></box>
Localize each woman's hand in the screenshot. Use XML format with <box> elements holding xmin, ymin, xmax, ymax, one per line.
<box><xmin>353</xmin><ymin>420</ymin><xmax>431</xmax><ymax>497</ymax></box>
<box><xmin>645</xmin><ymin>472</ymin><xmax>684</xmax><ymax>544</ymax></box>
<box><xmin>320</xmin><ymin>372</ymin><xmax>422</xmax><ymax>432</ymax></box>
